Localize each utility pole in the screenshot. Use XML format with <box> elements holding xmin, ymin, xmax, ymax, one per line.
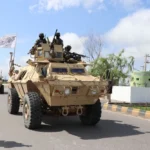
<box><xmin>144</xmin><ymin>54</ymin><xmax>150</xmax><ymax>71</ymax></box>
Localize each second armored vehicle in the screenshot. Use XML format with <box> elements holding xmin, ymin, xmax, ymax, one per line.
<box><xmin>0</xmin><ymin>77</ymin><xmax>4</xmax><ymax>94</ymax></box>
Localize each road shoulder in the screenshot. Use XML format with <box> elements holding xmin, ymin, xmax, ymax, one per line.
<box><xmin>103</xmin><ymin>102</ymin><xmax>150</xmax><ymax>120</ymax></box>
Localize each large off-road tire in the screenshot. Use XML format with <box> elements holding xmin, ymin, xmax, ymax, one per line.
<box><xmin>79</xmin><ymin>100</ymin><xmax>102</xmax><ymax>125</ymax></box>
<box><xmin>23</xmin><ymin>92</ymin><xmax>42</xmax><ymax>129</ymax></box>
<box><xmin>0</xmin><ymin>85</ymin><xmax>4</xmax><ymax>94</ymax></box>
<box><xmin>7</xmin><ymin>88</ymin><xmax>20</xmax><ymax>114</ymax></box>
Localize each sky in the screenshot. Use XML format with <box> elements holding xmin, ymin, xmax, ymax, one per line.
<box><xmin>0</xmin><ymin>0</ymin><xmax>150</xmax><ymax>78</ymax></box>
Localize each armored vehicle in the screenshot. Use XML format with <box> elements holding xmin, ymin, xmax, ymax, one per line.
<box><xmin>7</xmin><ymin>30</ymin><xmax>109</xmax><ymax>129</ymax></box>
<box><xmin>0</xmin><ymin>77</ymin><xmax>4</xmax><ymax>94</ymax></box>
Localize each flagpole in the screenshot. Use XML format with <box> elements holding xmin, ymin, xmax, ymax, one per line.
<box><xmin>13</xmin><ymin>33</ymin><xmax>17</xmax><ymax>62</ymax></box>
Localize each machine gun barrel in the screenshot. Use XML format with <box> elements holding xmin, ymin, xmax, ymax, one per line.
<box><xmin>72</xmin><ymin>52</ymin><xmax>89</xmax><ymax>58</ymax></box>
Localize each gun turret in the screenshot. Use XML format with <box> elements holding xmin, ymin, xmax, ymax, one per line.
<box><xmin>27</xmin><ymin>30</ymin><xmax>64</xmax><ymax>63</ymax></box>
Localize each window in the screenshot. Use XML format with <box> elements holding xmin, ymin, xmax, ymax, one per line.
<box><xmin>72</xmin><ymin>87</ymin><xmax>78</xmax><ymax>94</ymax></box>
<box><xmin>41</xmin><ymin>67</ymin><xmax>47</xmax><ymax>77</ymax></box>
<box><xmin>38</xmin><ymin>50</ymin><xmax>42</xmax><ymax>56</ymax></box>
<box><xmin>52</xmin><ymin>68</ymin><xmax>67</xmax><ymax>73</ymax></box>
<box><xmin>70</xmin><ymin>68</ymin><xmax>85</xmax><ymax>74</ymax></box>
<box><xmin>44</xmin><ymin>51</ymin><xmax>50</xmax><ymax>58</ymax></box>
<box><xmin>18</xmin><ymin>71</ymin><xmax>27</xmax><ymax>80</ymax></box>
<box><xmin>55</xmin><ymin>52</ymin><xmax>62</xmax><ymax>58</ymax></box>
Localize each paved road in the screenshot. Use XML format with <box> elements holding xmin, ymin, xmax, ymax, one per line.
<box><xmin>0</xmin><ymin>87</ymin><xmax>150</xmax><ymax>150</ymax></box>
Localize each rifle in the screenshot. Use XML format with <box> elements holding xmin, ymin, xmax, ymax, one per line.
<box><xmin>72</xmin><ymin>52</ymin><xmax>89</xmax><ymax>58</ymax></box>
<box><xmin>50</xmin><ymin>29</ymin><xmax>58</xmax><ymax>48</ymax></box>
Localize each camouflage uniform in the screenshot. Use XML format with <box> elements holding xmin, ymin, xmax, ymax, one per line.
<box><xmin>35</xmin><ymin>33</ymin><xmax>47</xmax><ymax>46</ymax></box>
<box><xmin>29</xmin><ymin>33</ymin><xmax>47</xmax><ymax>55</ymax></box>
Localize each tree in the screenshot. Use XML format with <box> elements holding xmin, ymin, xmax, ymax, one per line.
<box><xmin>88</xmin><ymin>49</ymin><xmax>134</xmax><ymax>85</ymax></box>
<box><xmin>84</xmin><ymin>32</ymin><xmax>103</xmax><ymax>62</ymax></box>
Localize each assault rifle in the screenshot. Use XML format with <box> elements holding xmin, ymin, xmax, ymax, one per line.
<box><xmin>50</xmin><ymin>29</ymin><xmax>58</xmax><ymax>48</ymax></box>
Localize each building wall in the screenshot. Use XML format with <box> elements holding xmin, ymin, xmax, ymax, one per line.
<box><xmin>111</xmin><ymin>86</ymin><xmax>131</xmax><ymax>103</ymax></box>
<box><xmin>111</xmin><ymin>86</ymin><xmax>150</xmax><ymax>103</ymax></box>
<box><xmin>130</xmin><ymin>71</ymin><xmax>150</xmax><ymax>87</ymax></box>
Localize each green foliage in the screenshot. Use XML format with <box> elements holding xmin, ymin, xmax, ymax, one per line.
<box><xmin>88</xmin><ymin>49</ymin><xmax>134</xmax><ymax>85</ymax></box>
<box><xmin>117</xmin><ymin>104</ymin><xmax>150</xmax><ymax>111</ymax></box>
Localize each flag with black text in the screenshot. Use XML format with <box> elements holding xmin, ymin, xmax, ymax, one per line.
<box><xmin>0</xmin><ymin>35</ymin><xmax>16</xmax><ymax>48</ymax></box>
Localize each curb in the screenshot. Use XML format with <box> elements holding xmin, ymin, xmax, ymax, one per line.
<box><xmin>103</xmin><ymin>103</ymin><xmax>150</xmax><ymax>119</ymax></box>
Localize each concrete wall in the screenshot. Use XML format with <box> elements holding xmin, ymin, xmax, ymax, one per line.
<box><xmin>130</xmin><ymin>87</ymin><xmax>150</xmax><ymax>103</ymax></box>
<box><xmin>111</xmin><ymin>86</ymin><xmax>131</xmax><ymax>103</ymax></box>
<box><xmin>111</xmin><ymin>86</ymin><xmax>150</xmax><ymax>103</ymax></box>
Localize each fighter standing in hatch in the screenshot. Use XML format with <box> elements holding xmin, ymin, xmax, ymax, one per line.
<box><xmin>35</xmin><ymin>33</ymin><xmax>47</xmax><ymax>46</ymax></box>
<box><xmin>29</xmin><ymin>33</ymin><xmax>47</xmax><ymax>55</ymax></box>
<box><xmin>52</xmin><ymin>32</ymin><xmax>63</xmax><ymax>46</ymax></box>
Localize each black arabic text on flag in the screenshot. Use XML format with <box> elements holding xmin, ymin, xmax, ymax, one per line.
<box><xmin>0</xmin><ymin>35</ymin><xmax>16</xmax><ymax>48</ymax></box>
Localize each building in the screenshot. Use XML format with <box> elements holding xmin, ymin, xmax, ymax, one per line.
<box><xmin>130</xmin><ymin>71</ymin><xmax>150</xmax><ymax>87</ymax></box>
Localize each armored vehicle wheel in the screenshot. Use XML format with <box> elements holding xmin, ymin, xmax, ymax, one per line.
<box><xmin>0</xmin><ymin>85</ymin><xmax>4</xmax><ymax>94</ymax></box>
<box><xmin>23</xmin><ymin>92</ymin><xmax>42</xmax><ymax>129</ymax></box>
<box><xmin>79</xmin><ymin>100</ymin><xmax>102</xmax><ymax>125</ymax></box>
<box><xmin>7</xmin><ymin>88</ymin><xmax>20</xmax><ymax>114</ymax></box>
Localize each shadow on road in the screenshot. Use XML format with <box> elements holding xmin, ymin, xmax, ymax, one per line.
<box><xmin>16</xmin><ymin>112</ymin><xmax>23</xmax><ymax>116</ymax></box>
<box><xmin>0</xmin><ymin>92</ymin><xmax>8</xmax><ymax>95</ymax></box>
<box><xmin>34</xmin><ymin>116</ymin><xmax>147</xmax><ymax>140</ymax></box>
<box><xmin>0</xmin><ymin>140</ymin><xmax>32</xmax><ymax>148</ymax></box>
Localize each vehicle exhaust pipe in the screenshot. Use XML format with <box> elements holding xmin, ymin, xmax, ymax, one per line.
<box><xmin>62</xmin><ymin>106</ymin><xmax>69</xmax><ymax>116</ymax></box>
<box><xmin>76</xmin><ymin>106</ymin><xmax>83</xmax><ymax>115</ymax></box>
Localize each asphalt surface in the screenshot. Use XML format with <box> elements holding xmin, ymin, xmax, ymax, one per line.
<box><xmin>0</xmin><ymin>86</ymin><xmax>150</xmax><ymax>150</ymax></box>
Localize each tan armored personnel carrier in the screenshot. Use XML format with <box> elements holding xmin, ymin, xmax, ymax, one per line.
<box><xmin>0</xmin><ymin>77</ymin><xmax>4</xmax><ymax>94</ymax></box>
<box><xmin>7</xmin><ymin>30</ymin><xmax>109</xmax><ymax>129</ymax></box>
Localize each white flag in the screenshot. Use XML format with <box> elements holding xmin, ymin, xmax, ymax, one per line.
<box><xmin>0</xmin><ymin>35</ymin><xmax>16</xmax><ymax>49</ymax></box>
